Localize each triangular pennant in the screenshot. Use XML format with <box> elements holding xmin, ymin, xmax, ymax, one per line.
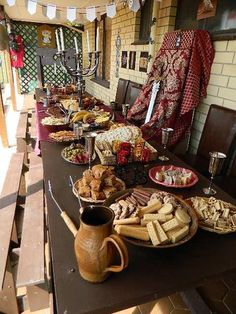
<box><xmin>67</xmin><ymin>7</ymin><xmax>76</xmax><ymax>22</ymax></box>
<box><xmin>86</xmin><ymin>6</ymin><xmax>96</xmax><ymax>22</ymax></box>
<box><xmin>129</xmin><ymin>0</ymin><xmax>140</xmax><ymax>12</ymax></box>
<box><xmin>46</xmin><ymin>4</ymin><xmax>56</xmax><ymax>20</ymax></box>
<box><xmin>7</xmin><ymin>0</ymin><xmax>16</xmax><ymax>7</ymax></box>
<box><xmin>27</xmin><ymin>0</ymin><xmax>37</xmax><ymax>15</ymax></box>
<box><xmin>106</xmin><ymin>4</ymin><xmax>116</xmax><ymax>18</ymax></box>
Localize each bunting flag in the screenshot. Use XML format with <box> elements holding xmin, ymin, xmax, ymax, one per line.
<box><xmin>7</xmin><ymin>0</ymin><xmax>16</xmax><ymax>7</ymax></box>
<box><xmin>27</xmin><ymin>0</ymin><xmax>37</xmax><ymax>15</ymax></box>
<box><xmin>128</xmin><ymin>0</ymin><xmax>140</xmax><ymax>12</ymax></box>
<box><xmin>46</xmin><ymin>4</ymin><xmax>56</xmax><ymax>20</ymax></box>
<box><xmin>86</xmin><ymin>6</ymin><xmax>96</xmax><ymax>22</ymax></box>
<box><xmin>67</xmin><ymin>7</ymin><xmax>76</xmax><ymax>22</ymax></box>
<box><xmin>106</xmin><ymin>4</ymin><xmax>116</xmax><ymax>18</ymax></box>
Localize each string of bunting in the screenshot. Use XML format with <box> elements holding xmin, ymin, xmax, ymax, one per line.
<box><xmin>5</xmin><ymin>0</ymin><xmax>146</xmax><ymax>21</ymax></box>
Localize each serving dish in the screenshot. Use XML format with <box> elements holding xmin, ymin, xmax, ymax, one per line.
<box><xmin>104</xmin><ymin>188</ymin><xmax>198</xmax><ymax>248</ymax></box>
<box><xmin>61</xmin><ymin>143</ymin><xmax>96</xmax><ymax>165</ymax></box>
<box><xmin>186</xmin><ymin>196</ymin><xmax>236</xmax><ymax>234</ymax></box>
<box><xmin>149</xmin><ymin>165</ymin><xmax>198</xmax><ymax>188</ymax></box>
<box><xmin>49</xmin><ymin>130</ymin><xmax>77</xmax><ymax>143</ymax></box>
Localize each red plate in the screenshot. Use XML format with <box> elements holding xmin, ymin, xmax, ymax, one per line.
<box><xmin>149</xmin><ymin>165</ymin><xmax>198</xmax><ymax>188</ymax></box>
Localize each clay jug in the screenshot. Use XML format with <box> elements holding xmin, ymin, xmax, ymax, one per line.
<box><xmin>74</xmin><ymin>205</ymin><xmax>128</xmax><ymax>283</ymax></box>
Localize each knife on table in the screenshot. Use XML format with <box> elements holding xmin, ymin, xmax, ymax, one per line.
<box><xmin>48</xmin><ymin>180</ymin><xmax>77</xmax><ymax>237</ymax></box>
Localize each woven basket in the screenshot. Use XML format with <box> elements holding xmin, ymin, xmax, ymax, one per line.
<box><xmin>95</xmin><ymin>142</ymin><xmax>158</xmax><ymax>165</ymax></box>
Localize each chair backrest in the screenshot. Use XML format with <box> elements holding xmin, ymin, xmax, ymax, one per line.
<box><xmin>115</xmin><ymin>78</ymin><xmax>129</xmax><ymax>110</ymax></box>
<box><xmin>197</xmin><ymin>105</ymin><xmax>236</xmax><ymax>162</ymax></box>
<box><xmin>125</xmin><ymin>81</ymin><xmax>142</xmax><ymax>107</ymax></box>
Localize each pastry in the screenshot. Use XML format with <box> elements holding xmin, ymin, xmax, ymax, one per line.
<box><xmin>83</xmin><ymin>169</ymin><xmax>94</xmax><ymax>184</ymax></box>
<box><xmin>92</xmin><ymin>165</ymin><xmax>108</xmax><ymax>180</ymax></box>
<box><xmin>90</xmin><ymin>179</ymin><xmax>102</xmax><ymax>192</ymax></box>
<box><xmin>91</xmin><ymin>190</ymin><xmax>106</xmax><ymax>200</ymax></box>
<box><xmin>79</xmin><ymin>186</ymin><xmax>91</xmax><ymax>198</ymax></box>
<box><xmin>103</xmin><ymin>186</ymin><xmax>117</xmax><ymax>198</ymax></box>
<box><xmin>104</xmin><ymin>174</ymin><xmax>117</xmax><ymax>187</ymax></box>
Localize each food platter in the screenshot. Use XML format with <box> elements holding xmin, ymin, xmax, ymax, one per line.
<box><xmin>186</xmin><ymin>196</ymin><xmax>236</xmax><ymax>234</ymax></box>
<box><xmin>104</xmin><ymin>188</ymin><xmax>198</xmax><ymax>248</ymax></box>
<box><xmin>61</xmin><ymin>143</ymin><xmax>96</xmax><ymax>165</ymax></box>
<box><xmin>149</xmin><ymin>165</ymin><xmax>198</xmax><ymax>188</ymax></box>
<box><xmin>49</xmin><ymin>130</ymin><xmax>77</xmax><ymax>143</ymax></box>
<box><xmin>72</xmin><ymin>178</ymin><xmax>126</xmax><ymax>203</ymax></box>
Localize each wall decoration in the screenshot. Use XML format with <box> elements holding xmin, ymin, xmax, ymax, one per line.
<box><xmin>121</xmin><ymin>51</ymin><xmax>128</xmax><ymax>68</ymax></box>
<box><xmin>197</xmin><ymin>0</ymin><xmax>217</xmax><ymax>20</ymax></box>
<box><xmin>139</xmin><ymin>51</ymin><xmax>148</xmax><ymax>72</ymax></box>
<box><xmin>115</xmin><ymin>30</ymin><xmax>121</xmax><ymax>78</ymax></box>
<box><xmin>129</xmin><ymin>51</ymin><xmax>136</xmax><ymax>70</ymax></box>
<box><xmin>37</xmin><ymin>25</ymin><xmax>56</xmax><ymax>48</ymax></box>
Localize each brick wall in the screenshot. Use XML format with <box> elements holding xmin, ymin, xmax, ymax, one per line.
<box><xmin>189</xmin><ymin>40</ymin><xmax>236</xmax><ymax>153</ymax></box>
<box><xmin>83</xmin><ymin>0</ymin><xmax>177</xmax><ymax>105</ymax></box>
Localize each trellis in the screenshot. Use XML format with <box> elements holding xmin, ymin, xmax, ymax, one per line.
<box><xmin>12</xmin><ymin>22</ymin><xmax>82</xmax><ymax>94</ymax></box>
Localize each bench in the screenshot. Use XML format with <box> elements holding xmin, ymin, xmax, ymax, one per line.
<box><xmin>16</xmin><ymin>111</ymin><xmax>28</xmax><ymax>165</ymax></box>
<box><xmin>0</xmin><ymin>152</ymin><xmax>24</xmax><ymax>314</ymax></box>
<box><xmin>16</xmin><ymin>152</ymin><xmax>50</xmax><ymax>312</ymax></box>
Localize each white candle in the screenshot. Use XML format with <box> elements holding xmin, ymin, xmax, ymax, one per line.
<box><xmin>54</xmin><ymin>63</ymin><xmax>57</xmax><ymax>74</ymax></box>
<box><xmin>86</xmin><ymin>30</ymin><xmax>90</xmax><ymax>53</ymax></box>
<box><xmin>74</xmin><ymin>36</ymin><xmax>79</xmax><ymax>54</ymax></box>
<box><xmin>96</xmin><ymin>27</ymin><xmax>99</xmax><ymax>51</ymax></box>
<box><xmin>60</xmin><ymin>28</ymin><xmax>65</xmax><ymax>51</ymax></box>
<box><xmin>55</xmin><ymin>29</ymin><xmax>61</xmax><ymax>52</ymax></box>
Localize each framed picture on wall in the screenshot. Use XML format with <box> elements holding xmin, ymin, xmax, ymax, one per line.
<box><xmin>139</xmin><ymin>51</ymin><xmax>149</xmax><ymax>72</ymax></box>
<box><xmin>37</xmin><ymin>24</ymin><xmax>56</xmax><ymax>48</ymax></box>
<box><xmin>121</xmin><ymin>51</ymin><xmax>128</xmax><ymax>68</ymax></box>
<box><xmin>129</xmin><ymin>51</ymin><xmax>136</xmax><ymax>70</ymax></box>
<box><xmin>197</xmin><ymin>0</ymin><xmax>218</xmax><ymax>20</ymax></box>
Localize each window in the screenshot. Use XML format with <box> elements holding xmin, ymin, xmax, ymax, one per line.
<box><xmin>94</xmin><ymin>15</ymin><xmax>111</xmax><ymax>88</ymax></box>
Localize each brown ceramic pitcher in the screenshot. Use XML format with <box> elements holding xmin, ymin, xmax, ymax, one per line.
<box><xmin>74</xmin><ymin>205</ymin><xmax>129</xmax><ymax>283</ymax></box>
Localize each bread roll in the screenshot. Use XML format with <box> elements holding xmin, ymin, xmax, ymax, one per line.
<box><xmin>90</xmin><ymin>179</ymin><xmax>102</xmax><ymax>192</ymax></box>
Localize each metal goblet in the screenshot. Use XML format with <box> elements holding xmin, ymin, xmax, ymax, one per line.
<box><xmin>122</xmin><ymin>104</ymin><xmax>130</xmax><ymax>120</ymax></box>
<box><xmin>73</xmin><ymin>122</ymin><xmax>83</xmax><ymax>140</ymax></box>
<box><xmin>203</xmin><ymin>151</ymin><xmax>227</xmax><ymax>195</ymax></box>
<box><xmin>85</xmin><ymin>132</ymin><xmax>97</xmax><ymax>170</ymax></box>
<box><xmin>158</xmin><ymin>128</ymin><xmax>174</xmax><ymax>161</ymax></box>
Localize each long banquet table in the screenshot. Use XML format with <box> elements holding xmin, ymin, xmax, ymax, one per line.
<box><xmin>41</xmin><ymin>139</ymin><xmax>236</xmax><ymax>314</ymax></box>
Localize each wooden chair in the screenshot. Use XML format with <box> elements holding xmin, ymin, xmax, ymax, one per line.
<box><xmin>124</xmin><ymin>81</ymin><xmax>142</xmax><ymax>107</ymax></box>
<box><xmin>0</xmin><ymin>153</ymin><xmax>24</xmax><ymax>314</ymax></box>
<box><xmin>115</xmin><ymin>78</ymin><xmax>129</xmax><ymax>111</ymax></box>
<box><xmin>180</xmin><ymin>104</ymin><xmax>236</xmax><ymax>176</ymax></box>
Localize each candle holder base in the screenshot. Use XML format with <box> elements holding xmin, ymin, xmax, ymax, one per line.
<box><xmin>158</xmin><ymin>155</ymin><xmax>169</xmax><ymax>161</ymax></box>
<box><xmin>202</xmin><ymin>187</ymin><xmax>217</xmax><ymax>195</ymax></box>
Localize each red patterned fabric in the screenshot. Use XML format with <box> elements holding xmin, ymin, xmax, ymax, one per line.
<box><xmin>127</xmin><ymin>30</ymin><xmax>214</xmax><ymax>146</ymax></box>
<box><xmin>10</xmin><ymin>35</ymin><xmax>24</xmax><ymax>68</ymax></box>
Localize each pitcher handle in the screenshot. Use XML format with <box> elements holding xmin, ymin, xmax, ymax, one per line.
<box><xmin>100</xmin><ymin>234</ymin><xmax>129</xmax><ymax>273</ymax></box>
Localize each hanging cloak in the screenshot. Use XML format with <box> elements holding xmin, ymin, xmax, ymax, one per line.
<box><xmin>127</xmin><ymin>30</ymin><xmax>215</xmax><ymax>146</ymax></box>
<box><xmin>10</xmin><ymin>35</ymin><xmax>25</xmax><ymax>69</ymax></box>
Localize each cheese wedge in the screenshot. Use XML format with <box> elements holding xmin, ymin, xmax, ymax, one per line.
<box><xmin>162</xmin><ymin>217</ymin><xmax>180</xmax><ymax>232</ymax></box>
<box><xmin>158</xmin><ymin>203</ymin><xmax>173</xmax><ymax>214</ymax></box>
<box><xmin>147</xmin><ymin>221</ymin><xmax>161</xmax><ymax>246</ymax></box>
<box><xmin>153</xmin><ymin>220</ymin><xmax>168</xmax><ymax>244</ymax></box>
<box><xmin>143</xmin><ymin>213</ymin><xmax>168</xmax><ymax>223</ymax></box>
<box><xmin>115</xmin><ymin>225</ymin><xmax>149</xmax><ymax>241</ymax></box>
<box><xmin>170</xmin><ymin>225</ymin><xmax>189</xmax><ymax>243</ymax></box>
<box><xmin>175</xmin><ymin>208</ymin><xmax>191</xmax><ymax>225</ymax></box>
<box><xmin>138</xmin><ymin>200</ymin><xmax>162</xmax><ymax>217</ymax></box>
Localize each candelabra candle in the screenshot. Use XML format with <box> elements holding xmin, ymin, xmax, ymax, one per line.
<box><xmin>86</xmin><ymin>30</ymin><xmax>91</xmax><ymax>53</ymax></box>
<box><xmin>56</xmin><ymin>29</ymin><xmax>61</xmax><ymax>52</ymax></box>
<box><xmin>74</xmin><ymin>36</ymin><xmax>79</xmax><ymax>54</ymax></box>
<box><xmin>60</xmin><ymin>28</ymin><xmax>65</xmax><ymax>51</ymax></box>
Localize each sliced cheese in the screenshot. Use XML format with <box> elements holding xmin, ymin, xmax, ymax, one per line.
<box><xmin>147</xmin><ymin>221</ymin><xmax>161</xmax><ymax>246</ymax></box>
<box><xmin>153</xmin><ymin>220</ymin><xmax>168</xmax><ymax>244</ymax></box>
<box><xmin>170</xmin><ymin>225</ymin><xmax>189</xmax><ymax>243</ymax></box>
<box><xmin>162</xmin><ymin>217</ymin><xmax>180</xmax><ymax>232</ymax></box>
<box><xmin>158</xmin><ymin>203</ymin><xmax>173</xmax><ymax>214</ymax></box>
<box><xmin>175</xmin><ymin>208</ymin><xmax>191</xmax><ymax>225</ymax></box>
